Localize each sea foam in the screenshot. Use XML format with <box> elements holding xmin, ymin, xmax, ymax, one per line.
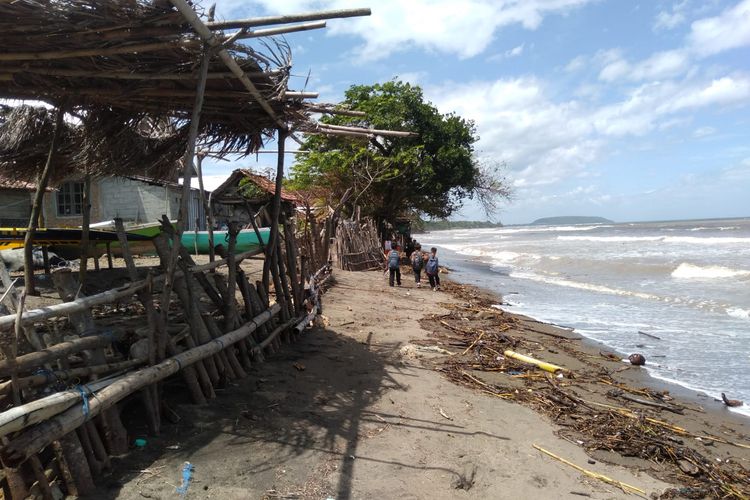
<box><xmin>671</xmin><ymin>263</ymin><xmax>750</xmax><ymax>279</ymax></box>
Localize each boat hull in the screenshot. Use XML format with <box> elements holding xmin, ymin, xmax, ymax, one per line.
<box><xmin>181</xmin><ymin>228</ymin><xmax>270</xmax><ymax>254</ymax></box>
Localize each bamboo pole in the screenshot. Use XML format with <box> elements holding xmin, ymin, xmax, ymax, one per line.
<box><xmin>23</xmin><ymin>103</ymin><xmax>65</xmax><ymax>296</ymax></box>
<box><xmin>1</xmin><ymin>305</ymin><xmax>280</xmax><ymax>467</ymax></box>
<box><xmin>0</xmin><ymin>330</ymin><xmax>124</xmax><ymax>377</ymax></box>
<box><xmin>0</xmin><ymin>376</ymin><xmax>124</xmax><ymax>438</ymax></box>
<box><xmin>206</xmin><ymin>8</ymin><xmax>371</xmax><ymax>30</ymax></box>
<box><xmin>0</xmin><ymin>358</ymin><xmax>147</xmax><ymax>395</ymax></box>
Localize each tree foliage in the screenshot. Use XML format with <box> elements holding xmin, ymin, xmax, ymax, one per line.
<box><xmin>289</xmin><ymin>81</ymin><xmax>511</xmax><ymax>224</ymax></box>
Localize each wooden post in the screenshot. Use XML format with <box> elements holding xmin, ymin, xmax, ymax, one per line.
<box><xmin>106</xmin><ymin>242</ymin><xmax>113</xmax><ymax>269</ymax></box>
<box><xmin>196</xmin><ymin>153</ymin><xmax>217</xmax><ymax>263</ymax></box>
<box><xmin>114</xmin><ymin>218</ymin><xmax>161</xmax><ymax>434</ymax></box>
<box><xmin>160</xmin><ymin>41</ymin><xmax>211</xmax><ymax>335</ymax></box>
<box><xmin>23</xmin><ymin>104</ymin><xmax>66</xmax><ymax>296</ymax></box>
<box><xmin>283</xmin><ymin>216</ymin><xmax>302</xmax><ymax>316</ymax></box>
<box><xmin>262</xmin><ymin>128</ymin><xmax>287</xmax><ymax>292</ymax></box>
<box><xmin>153</xmin><ymin>235</ymin><xmax>220</xmax><ymax>389</ymax></box>
<box><xmin>78</xmin><ymin>172</ymin><xmax>92</xmax><ymax>290</ymax></box>
<box><xmin>51</xmin><ymin>269</ymin><xmax>129</xmax><ymax>456</ymax></box>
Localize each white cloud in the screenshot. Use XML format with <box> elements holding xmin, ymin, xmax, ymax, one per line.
<box><xmin>688</xmin><ymin>0</ymin><xmax>750</xmax><ymax>57</ymax></box>
<box><xmin>487</xmin><ymin>44</ymin><xmax>525</xmax><ymax>62</ymax></box>
<box><xmin>693</xmin><ymin>126</ymin><xmax>716</xmax><ymax>138</ymax></box>
<box><xmin>564</xmin><ymin>55</ymin><xmax>587</xmax><ymax>72</ymax></box>
<box><xmin>427</xmin><ymin>74</ymin><xmax>750</xmax><ymax>188</ymax></box>
<box><xmin>220</xmin><ymin>0</ymin><xmax>594</xmax><ymax>60</ymax></box>
<box><xmin>599</xmin><ymin>49</ymin><xmax>690</xmax><ymax>82</ymax></box>
<box><xmin>653</xmin><ymin>1</ymin><xmax>689</xmax><ymax>31</ymax></box>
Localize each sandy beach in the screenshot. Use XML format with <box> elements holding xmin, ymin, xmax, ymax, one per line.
<box><xmin>63</xmin><ymin>263</ymin><xmax>745</xmax><ymax>499</ymax></box>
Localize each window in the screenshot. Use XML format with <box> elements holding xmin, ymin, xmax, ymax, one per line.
<box><xmin>56</xmin><ymin>181</ymin><xmax>84</xmax><ymax>216</ymax></box>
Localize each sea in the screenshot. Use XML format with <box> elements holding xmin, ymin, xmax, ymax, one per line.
<box><xmin>416</xmin><ymin>217</ymin><xmax>750</xmax><ymax>417</ymax></box>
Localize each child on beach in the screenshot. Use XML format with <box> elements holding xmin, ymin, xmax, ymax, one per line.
<box><xmin>425</xmin><ymin>247</ymin><xmax>440</xmax><ymax>291</ymax></box>
<box><xmin>387</xmin><ymin>242</ymin><xmax>402</xmax><ymax>287</ymax></box>
<box><xmin>411</xmin><ymin>244</ymin><xmax>424</xmax><ymax>287</ymax></box>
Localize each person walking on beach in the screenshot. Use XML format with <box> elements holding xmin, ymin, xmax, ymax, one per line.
<box><xmin>411</xmin><ymin>244</ymin><xmax>424</xmax><ymax>287</ymax></box>
<box><xmin>425</xmin><ymin>247</ymin><xmax>440</xmax><ymax>291</ymax></box>
<box><xmin>387</xmin><ymin>242</ymin><xmax>402</xmax><ymax>287</ymax></box>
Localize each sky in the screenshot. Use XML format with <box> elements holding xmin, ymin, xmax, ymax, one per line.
<box><xmin>201</xmin><ymin>0</ymin><xmax>750</xmax><ymax>225</ymax></box>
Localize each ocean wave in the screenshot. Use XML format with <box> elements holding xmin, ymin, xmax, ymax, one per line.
<box><xmin>671</xmin><ymin>263</ymin><xmax>750</xmax><ymax>279</ymax></box>
<box><xmin>509</xmin><ymin>271</ymin><xmax>666</xmax><ymax>302</ymax></box>
<box><xmin>559</xmin><ymin>235</ymin><xmax>750</xmax><ymax>244</ymax></box>
<box><xmin>726</xmin><ymin>307</ymin><xmax>750</xmax><ymax>320</ymax></box>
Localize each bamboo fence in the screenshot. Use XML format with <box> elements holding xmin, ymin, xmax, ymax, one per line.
<box><xmin>0</xmin><ymin>214</ymin><xmax>330</xmax><ymax>498</ymax></box>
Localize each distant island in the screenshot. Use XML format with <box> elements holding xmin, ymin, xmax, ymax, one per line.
<box><xmin>416</xmin><ymin>220</ymin><xmax>503</xmax><ymax>231</ymax></box>
<box><xmin>531</xmin><ymin>216</ymin><xmax>614</xmax><ymax>225</ymax></box>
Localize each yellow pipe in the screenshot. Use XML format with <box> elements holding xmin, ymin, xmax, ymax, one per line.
<box><xmin>504</xmin><ymin>350</ymin><xmax>568</xmax><ymax>373</ymax></box>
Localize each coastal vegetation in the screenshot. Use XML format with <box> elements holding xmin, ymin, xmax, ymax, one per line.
<box><xmin>289</xmin><ymin>80</ymin><xmax>511</xmax><ymax>230</ymax></box>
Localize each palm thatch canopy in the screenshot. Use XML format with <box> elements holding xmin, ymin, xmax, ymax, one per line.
<box><xmin>0</xmin><ymin>0</ymin><xmax>311</xmax><ymax>170</ymax></box>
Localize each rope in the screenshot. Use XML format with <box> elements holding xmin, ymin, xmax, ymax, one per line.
<box><xmin>76</xmin><ymin>385</ymin><xmax>90</xmax><ymax>417</ymax></box>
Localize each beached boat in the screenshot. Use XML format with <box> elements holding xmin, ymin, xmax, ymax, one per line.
<box><xmin>181</xmin><ymin>228</ymin><xmax>270</xmax><ymax>254</ymax></box>
<box><xmin>90</xmin><ymin>221</ymin><xmax>166</xmax><ymax>256</ymax></box>
<box><xmin>0</xmin><ymin>227</ymin><xmax>154</xmax><ymax>260</ymax></box>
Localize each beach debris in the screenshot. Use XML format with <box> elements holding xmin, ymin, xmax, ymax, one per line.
<box><xmin>438</xmin><ymin>407</ymin><xmax>453</xmax><ymax>421</ymax></box>
<box><xmin>418</xmin><ymin>288</ymin><xmax>750</xmax><ymax>498</ymax></box>
<box><xmin>721</xmin><ymin>393</ymin><xmax>744</xmax><ymax>407</ymax></box>
<box><xmin>176</xmin><ymin>462</ymin><xmax>194</xmax><ymax>498</ymax></box>
<box><xmin>628</xmin><ymin>353</ymin><xmax>646</xmax><ymax>366</ymax></box>
<box><xmin>292</xmin><ymin>362</ymin><xmax>306</xmax><ymax>372</ymax></box>
<box><xmin>607</xmin><ymin>389</ymin><xmax>684</xmax><ymax>414</ymax></box>
<box><xmin>417</xmin><ymin>345</ymin><xmax>453</xmax><ymax>355</ymax></box>
<box><xmin>504</xmin><ymin>350</ymin><xmax>568</xmax><ymax>374</ymax></box>
<box><xmin>638</xmin><ymin>330</ymin><xmax>661</xmax><ymax>340</ymax></box>
<box><xmin>532</xmin><ymin>444</ymin><xmax>646</xmax><ymax>496</ymax></box>
<box><xmin>451</xmin><ymin>464</ymin><xmax>476</xmax><ymax>490</ymax></box>
<box><xmin>398</xmin><ymin>344</ymin><xmax>418</xmax><ymax>359</ymax></box>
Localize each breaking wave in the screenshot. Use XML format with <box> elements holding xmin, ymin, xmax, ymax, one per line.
<box><xmin>671</xmin><ymin>263</ymin><xmax>750</xmax><ymax>279</ymax></box>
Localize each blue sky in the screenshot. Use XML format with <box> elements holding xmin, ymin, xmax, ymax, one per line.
<box><xmin>204</xmin><ymin>0</ymin><xmax>750</xmax><ymax>225</ymax></box>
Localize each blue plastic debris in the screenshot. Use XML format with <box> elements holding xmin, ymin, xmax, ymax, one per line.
<box><xmin>176</xmin><ymin>462</ymin><xmax>194</xmax><ymax>498</ymax></box>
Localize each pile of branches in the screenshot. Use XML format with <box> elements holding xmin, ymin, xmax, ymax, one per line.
<box><xmin>417</xmin><ymin>289</ymin><xmax>750</xmax><ymax>499</ymax></box>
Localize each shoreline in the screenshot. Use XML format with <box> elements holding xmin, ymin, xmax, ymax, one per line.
<box><xmin>423</xmin><ymin>271</ymin><xmax>750</xmax><ymax>496</ymax></box>
<box><xmin>435</xmin><ymin>250</ymin><xmax>750</xmax><ymax>422</ymax></box>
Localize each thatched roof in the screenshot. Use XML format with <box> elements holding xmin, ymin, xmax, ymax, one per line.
<box><xmin>0</xmin><ymin>104</ymin><xmax>187</xmax><ymax>183</ymax></box>
<box><xmin>0</xmin><ymin>0</ymin><xmax>311</xmax><ymax>175</ymax></box>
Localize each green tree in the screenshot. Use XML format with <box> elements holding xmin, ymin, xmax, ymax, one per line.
<box><xmin>290</xmin><ymin>81</ymin><xmax>510</xmax><ymax>226</ymax></box>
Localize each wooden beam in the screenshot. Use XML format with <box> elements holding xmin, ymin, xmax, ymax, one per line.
<box><xmin>1</xmin><ymin>67</ymin><xmax>281</xmax><ymax>81</ymax></box>
<box><xmin>305</xmin><ymin>105</ymin><xmax>367</xmax><ymax>117</ymax></box>
<box><xmin>317</xmin><ymin>123</ymin><xmax>418</xmax><ymax>137</ymax></box>
<box><xmin>233</xmin><ymin>21</ymin><xmax>326</xmax><ymax>40</ymax></box>
<box><xmin>206</xmin><ymin>8</ymin><xmax>371</xmax><ymax>30</ymax></box>
<box><xmin>169</xmin><ymin>0</ymin><xmax>288</xmax><ymax>131</ymax></box>
<box><xmin>284</xmin><ymin>91</ymin><xmax>319</xmax><ymax>99</ymax></box>
<box><xmin>23</xmin><ymin>104</ymin><xmax>65</xmax><ymax>296</ymax></box>
<box><xmin>262</xmin><ymin>128</ymin><xmax>287</xmax><ymax>292</ymax></box>
<box><xmin>0</xmin><ymin>40</ymin><xmax>199</xmax><ymax>62</ymax></box>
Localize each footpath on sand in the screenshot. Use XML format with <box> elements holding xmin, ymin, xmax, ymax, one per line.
<box><xmin>104</xmin><ymin>269</ymin><xmax>670</xmax><ymax>499</ymax></box>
